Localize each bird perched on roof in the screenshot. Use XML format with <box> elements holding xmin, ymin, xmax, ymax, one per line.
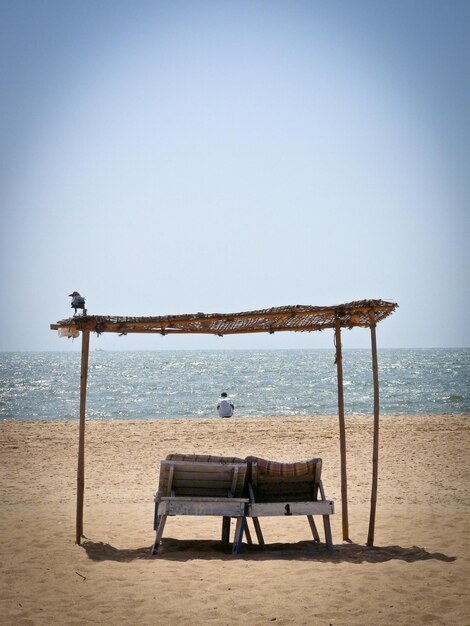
<box><xmin>69</xmin><ymin>291</ymin><xmax>87</xmax><ymax>316</ymax></box>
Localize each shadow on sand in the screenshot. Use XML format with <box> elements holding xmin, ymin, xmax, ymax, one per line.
<box><xmin>82</xmin><ymin>538</ymin><xmax>456</xmax><ymax>564</ymax></box>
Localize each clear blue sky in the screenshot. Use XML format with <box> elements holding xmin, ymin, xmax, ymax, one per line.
<box><xmin>1</xmin><ymin>0</ymin><xmax>468</xmax><ymax>351</ymax></box>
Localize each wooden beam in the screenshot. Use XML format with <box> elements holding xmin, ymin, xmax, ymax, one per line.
<box><xmin>335</xmin><ymin>318</ymin><xmax>349</xmax><ymax>541</ymax></box>
<box><xmin>59</xmin><ymin>322</ymin><xmax>367</xmax><ymax>335</ymax></box>
<box><xmin>367</xmin><ymin>314</ymin><xmax>380</xmax><ymax>546</ymax></box>
<box><xmin>76</xmin><ymin>329</ymin><xmax>90</xmax><ymax>545</ymax></box>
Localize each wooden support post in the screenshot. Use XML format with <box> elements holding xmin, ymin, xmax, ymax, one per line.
<box><xmin>76</xmin><ymin>329</ymin><xmax>90</xmax><ymax>545</ymax></box>
<box><xmin>335</xmin><ymin>318</ymin><xmax>349</xmax><ymax>541</ymax></box>
<box><xmin>367</xmin><ymin>315</ymin><xmax>380</xmax><ymax>546</ymax></box>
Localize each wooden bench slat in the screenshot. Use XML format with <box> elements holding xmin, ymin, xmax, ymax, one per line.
<box><xmin>173</xmin><ymin>475</ymin><xmax>237</xmax><ymax>486</ymax></box>
<box><xmin>159</xmin><ymin>499</ymin><xmax>248</xmax><ymax>517</ymax></box>
<box><xmin>161</xmin><ymin>461</ymin><xmax>246</xmax><ymax>472</ymax></box>
<box><xmin>169</xmin><ymin>486</ymin><xmax>237</xmax><ymax>499</ymax></box>
<box><xmin>258</xmin><ymin>474</ymin><xmax>316</xmax><ymax>483</ymax></box>
<box><xmin>249</xmin><ymin>501</ymin><xmax>334</xmax><ymax>516</ymax></box>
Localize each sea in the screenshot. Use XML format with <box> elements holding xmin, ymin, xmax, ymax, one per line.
<box><xmin>0</xmin><ymin>349</ymin><xmax>469</xmax><ymax>421</ymax></box>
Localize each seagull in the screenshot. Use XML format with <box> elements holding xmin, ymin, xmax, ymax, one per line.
<box><xmin>69</xmin><ymin>291</ymin><xmax>87</xmax><ymax>316</ymax></box>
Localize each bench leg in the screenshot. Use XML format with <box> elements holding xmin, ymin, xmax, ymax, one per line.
<box><xmin>251</xmin><ymin>517</ymin><xmax>265</xmax><ymax>548</ymax></box>
<box><xmin>221</xmin><ymin>516</ymin><xmax>231</xmax><ymax>543</ymax></box>
<box><xmin>153</xmin><ymin>501</ymin><xmax>159</xmax><ymax>531</ymax></box>
<box><xmin>322</xmin><ymin>515</ymin><xmax>333</xmax><ymax>552</ymax></box>
<box><xmin>244</xmin><ymin>521</ymin><xmax>253</xmax><ymax>544</ymax></box>
<box><xmin>151</xmin><ymin>514</ymin><xmax>168</xmax><ymax>555</ymax></box>
<box><xmin>307</xmin><ymin>515</ymin><xmax>321</xmax><ymax>542</ymax></box>
<box><xmin>232</xmin><ymin>515</ymin><xmax>246</xmax><ymax>555</ymax></box>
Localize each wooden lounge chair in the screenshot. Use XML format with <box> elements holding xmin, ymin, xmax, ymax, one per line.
<box><xmin>152</xmin><ymin>458</ymin><xmax>249</xmax><ymax>555</ymax></box>
<box><xmin>245</xmin><ymin>456</ymin><xmax>334</xmax><ymax>551</ymax></box>
<box><xmin>154</xmin><ymin>453</ymin><xmax>249</xmax><ymax>543</ymax></box>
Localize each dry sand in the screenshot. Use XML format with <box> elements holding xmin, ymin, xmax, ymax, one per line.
<box><xmin>1</xmin><ymin>414</ymin><xmax>469</xmax><ymax>626</ymax></box>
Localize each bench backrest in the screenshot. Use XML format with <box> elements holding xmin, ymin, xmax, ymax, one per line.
<box><xmin>159</xmin><ymin>460</ymin><xmax>247</xmax><ymax>498</ymax></box>
<box><xmin>165</xmin><ymin>453</ymin><xmax>244</xmax><ymax>463</ymax></box>
<box><xmin>248</xmin><ymin>457</ymin><xmax>322</xmax><ymax>503</ymax></box>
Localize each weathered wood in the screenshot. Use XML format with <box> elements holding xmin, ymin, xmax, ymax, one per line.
<box><xmin>151</xmin><ymin>514</ymin><xmax>168</xmax><ymax>554</ymax></box>
<box><xmin>232</xmin><ymin>515</ymin><xmax>246</xmax><ymax>554</ymax></box>
<box><xmin>229</xmin><ymin>465</ymin><xmax>239</xmax><ymax>495</ymax></box>
<box><xmin>165</xmin><ymin>462</ymin><xmax>243</xmax><ymax>474</ymax></box>
<box><xmin>248</xmin><ymin>483</ymin><xmax>265</xmax><ymax>548</ymax></box>
<box><xmin>244</xmin><ymin>522</ymin><xmax>253</xmax><ymax>545</ymax></box>
<box><xmin>221</xmin><ymin>516</ymin><xmax>231</xmax><ymax>543</ymax></box>
<box><xmin>54</xmin><ymin>324</ymin><xmax>366</xmax><ymax>335</ymax></box>
<box><xmin>158</xmin><ymin>498</ymin><xmax>248</xmax><ymax>517</ymax></box>
<box><xmin>76</xmin><ymin>329</ymin><xmax>90</xmax><ymax>545</ymax></box>
<box><xmin>367</xmin><ymin>315</ymin><xmax>380</xmax><ymax>547</ymax></box>
<box><xmin>251</xmin><ymin>517</ymin><xmax>265</xmax><ymax>547</ymax></box>
<box><xmin>307</xmin><ymin>515</ymin><xmax>321</xmax><ymax>542</ymax></box>
<box><xmin>165</xmin><ymin>464</ymin><xmax>174</xmax><ymax>497</ymax></box>
<box><xmin>249</xmin><ymin>501</ymin><xmax>334</xmax><ymax>517</ymax></box>
<box><xmin>322</xmin><ymin>515</ymin><xmax>334</xmax><ymax>552</ymax></box>
<box><xmin>159</xmin><ymin>461</ymin><xmax>247</xmax><ymax>498</ymax></box>
<box><xmin>166</xmin><ymin>487</ymin><xmax>239</xmax><ymax>498</ymax></box>
<box><xmin>160</xmin><ymin>495</ymin><xmax>247</xmax><ymax>502</ymax></box>
<box><xmin>335</xmin><ymin>318</ymin><xmax>349</xmax><ymax>541</ymax></box>
<box><xmin>171</xmin><ymin>475</ymin><xmax>238</xmax><ymax>487</ymax></box>
<box><xmin>256</xmin><ymin>474</ymin><xmax>319</xmax><ymax>484</ymax></box>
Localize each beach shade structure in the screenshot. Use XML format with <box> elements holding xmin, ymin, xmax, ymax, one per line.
<box><xmin>50</xmin><ymin>298</ymin><xmax>398</xmax><ymax>548</ymax></box>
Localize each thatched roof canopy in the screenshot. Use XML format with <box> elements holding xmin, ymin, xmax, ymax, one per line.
<box><xmin>51</xmin><ymin>299</ymin><xmax>397</xmax><ymax>336</ymax></box>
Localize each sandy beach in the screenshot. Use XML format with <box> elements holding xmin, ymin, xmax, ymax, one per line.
<box><xmin>1</xmin><ymin>414</ymin><xmax>469</xmax><ymax>626</ymax></box>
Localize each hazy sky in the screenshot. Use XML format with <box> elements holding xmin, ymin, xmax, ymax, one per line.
<box><xmin>1</xmin><ymin>0</ymin><xmax>468</xmax><ymax>351</ymax></box>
